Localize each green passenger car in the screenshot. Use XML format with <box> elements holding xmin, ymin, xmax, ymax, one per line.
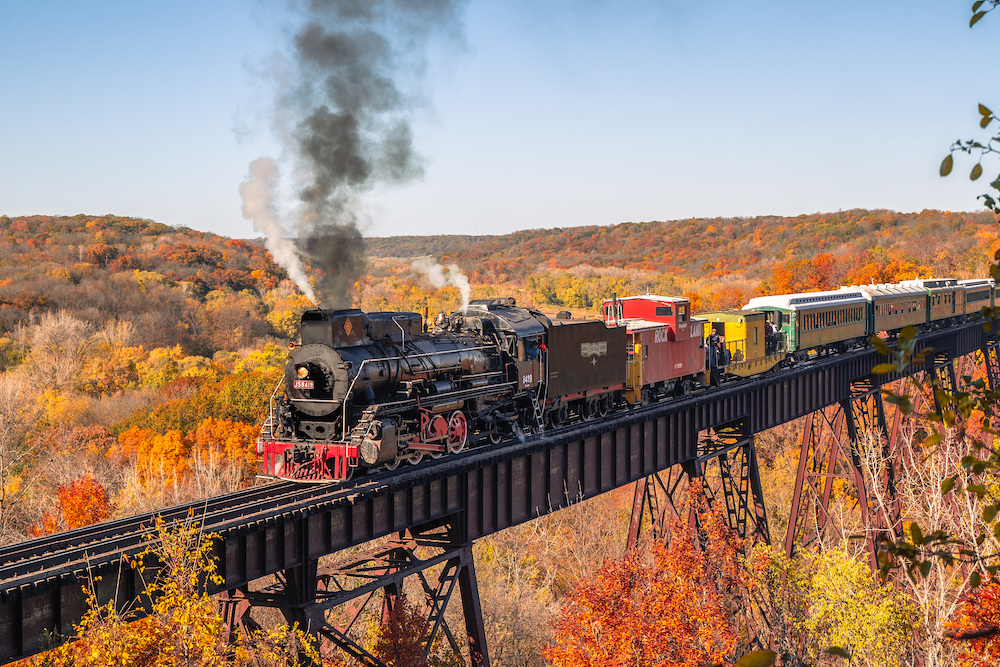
<box><xmin>743</xmin><ymin>289</ymin><xmax>868</xmax><ymax>357</ymax></box>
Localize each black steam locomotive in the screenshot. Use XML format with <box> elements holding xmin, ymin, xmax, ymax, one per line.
<box><xmin>258</xmin><ymin>298</ymin><xmax>627</xmax><ymax>481</ymax></box>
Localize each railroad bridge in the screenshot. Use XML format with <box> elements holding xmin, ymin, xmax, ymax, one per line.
<box><xmin>1</xmin><ymin>321</ymin><xmax>996</xmax><ymax>666</ymax></box>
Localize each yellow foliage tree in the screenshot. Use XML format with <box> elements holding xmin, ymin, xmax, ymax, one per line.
<box><xmin>25</xmin><ymin>515</ymin><xmax>321</xmax><ymax>667</ymax></box>
<box><xmin>801</xmin><ymin>550</ymin><xmax>919</xmax><ymax>667</ymax></box>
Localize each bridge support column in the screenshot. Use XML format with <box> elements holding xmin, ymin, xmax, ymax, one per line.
<box><xmin>626</xmin><ymin>466</ymin><xmax>692</xmax><ymax>550</ymax></box>
<box><xmin>930</xmin><ymin>353</ymin><xmax>959</xmax><ymax>414</ymax></box>
<box><xmin>982</xmin><ymin>340</ymin><xmax>1000</xmax><ymax>391</ymax></box>
<box><xmin>785</xmin><ymin>379</ymin><xmax>902</xmax><ymax>570</ymax></box>
<box><xmin>627</xmin><ymin>417</ymin><xmax>770</xmax><ymax>550</ymax></box>
<box><xmin>217</xmin><ymin>586</ymin><xmax>261</xmax><ymax>645</ymax></box>
<box><xmin>785</xmin><ymin>407</ymin><xmax>846</xmax><ymax>558</ymax></box>
<box><xmin>235</xmin><ymin>516</ymin><xmax>489</xmax><ymax>667</ymax></box>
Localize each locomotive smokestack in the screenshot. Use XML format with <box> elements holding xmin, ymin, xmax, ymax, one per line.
<box><xmin>248</xmin><ymin>0</ymin><xmax>470</xmax><ymax>309</ymax></box>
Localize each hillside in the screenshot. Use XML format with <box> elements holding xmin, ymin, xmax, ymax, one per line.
<box><xmin>0</xmin><ymin>214</ymin><xmax>316</xmax><ymax>545</ymax></box>
<box><xmin>365</xmin><ymin>209</ymin><xmax>996</xmax><ymax>281</ymax></box>
<box><xmin>0</xmin><ymin>214</ymin><xmax>296</xmax><ymax>355</ymax></box>
<box><xmin>362</xmin><ymin>209</ymin><xmax>999</xmax><ymax>313</ymax></box>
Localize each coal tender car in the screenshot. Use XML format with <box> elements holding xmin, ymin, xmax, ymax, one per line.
<box><xmin>259</xmin><ymin>298</ymin><xmax>626</xmax><ymax>481</ymax></box>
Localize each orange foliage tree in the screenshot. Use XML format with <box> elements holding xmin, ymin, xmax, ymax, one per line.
<box><xmin>188</xmin><ymin>418</ymin><xmax>258</xmax><ymax>471</ymax></box>
<box><xmin>945</xmin><ymin>581</ymin><xmax>1000</xmax><ymax>667</ymax></box>
<box><xmin>110</xmin><ymin>418</ymin><xmax>258</xmax><ymax>496</ymax></box>
<box><xmin>59</xmin><ymin>475</ymin><xmax>112</xmax><ymax>530</ymax></box>
<box><xmin>373</xmin><ymin>593</ymin><xmax>431</xmax><ymax>667</ymax></box>
<box><xmin>30</xmin><ymin>475</ymin><xmax>112</xmax><ymax>536</ymax></box>
<box><xmin>770</xmin><ymin>253</ymin><xmax>841</xmax><ymax>294</ymax></box>
<box><xmin>544</xmin><ymin>485</ymin><xmax>746</xmax><ymax>667</ymax></box>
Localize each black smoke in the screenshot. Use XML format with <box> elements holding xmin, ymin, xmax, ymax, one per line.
<box><xmin>288</xmin><ymin>0</ymin><xmax>468</xmax><ymax>307</ymax></box>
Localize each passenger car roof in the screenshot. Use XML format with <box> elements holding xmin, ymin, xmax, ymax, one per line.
<box><xmin>744</xmin><ymin>289</ymin><xmax>867</xmax><ymax>311</ymax></box>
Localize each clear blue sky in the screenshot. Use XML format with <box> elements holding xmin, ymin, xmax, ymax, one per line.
<box><xmin>0</xmin><ymin>1</ymin><xmax>995</xmax><ymax>240</ymax></box>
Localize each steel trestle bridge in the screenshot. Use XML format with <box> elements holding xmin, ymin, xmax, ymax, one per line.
<box><xmin>1</xmin><ymin>320</ymin><xmax>995</xmax><ymax>665</ymax></box>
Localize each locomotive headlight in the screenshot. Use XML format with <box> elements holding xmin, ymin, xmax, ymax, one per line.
<box><xmin>296</xmin><ymin>365</ymin><xmax>309</xmax><ymax>379</ymax></box>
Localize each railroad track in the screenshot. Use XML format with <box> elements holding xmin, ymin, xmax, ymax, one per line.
<box><xmin>0</xmin><ymin>438</ymin><xmax>496</xmax><ymax>600</ymax></box>
<box><xmin>0</xmin><ymin>479</ymin><xmax>364</xmax><ymax>597</ymax></box>
<box><xmin>0</xmin><ymin>400</ymin><xmax>639</xmax><ymax>598</ymax></box>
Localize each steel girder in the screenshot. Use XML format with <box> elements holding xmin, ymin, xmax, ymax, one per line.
<box><xmin>785</xmin><ymin>379</ymin><xmax>904</xmax><ymax>569</ymax></box>
<box><xmin>784</xmin><ymin>343</ymin><xmax>998</xmax><ymax>570</ymax></box>
<box><xmin>983</xmin><ymin>341</ymin><xmax>1000</xmax><ymax>391</ymax></box>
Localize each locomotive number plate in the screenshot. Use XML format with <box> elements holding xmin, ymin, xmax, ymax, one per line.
<box><xmin>293</xmin><ymin>379</ymin><xmax>315</xmax><ymax>389</ymax></box>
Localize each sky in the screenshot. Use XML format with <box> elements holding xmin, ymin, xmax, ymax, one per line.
<box><xmin>0</xmin><ymin>1</ymin><xmax>996</xmax><ymax>240</ymax></box>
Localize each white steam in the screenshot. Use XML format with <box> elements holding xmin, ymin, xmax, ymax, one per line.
<box><xmin>411</xmin><ymin>256</ymin><xmax>471</xmax><ymax>307</ymax></box>
<box><xmin>239</xmin><ymin>157</ymin><xmax>318</xmax><ymax>305</ymax></box>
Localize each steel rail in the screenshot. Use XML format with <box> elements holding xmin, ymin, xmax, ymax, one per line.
<box><xmin>0</xmin><ymin>480</ymin><xmax>351</xmax><ymax>592</ymax></box>
<box><xmin>0</xmin><ymin>482</ymin><xmax>298</xmax><ymax>567</ymax></box>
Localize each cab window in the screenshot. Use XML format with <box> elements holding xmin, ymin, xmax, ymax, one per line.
<box><xmin>655</xmin><ymin>305</ymin><xmax>673</xmax><ymax>317</ymax></box>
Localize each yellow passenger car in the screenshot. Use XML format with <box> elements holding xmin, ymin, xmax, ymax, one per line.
<box><xmin>700</xmin><ymin>309</ymin><xmax>787</xmax><ymax>377</ymax></box>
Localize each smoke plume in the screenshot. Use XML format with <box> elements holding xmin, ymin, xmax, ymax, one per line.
<box><xmin>244</xmin><ymin>0</ymin><xmax>468</xmax><ymax>309</ymax></box>
<box><xmin>239</xmin><ymin>158</ymin><xmax>318</xmax><ymax>304</ymax></box>
<box><xmin>411</xmin><ymin>256</ymin><xmax>471</xmax><ymax>307</ymax></box>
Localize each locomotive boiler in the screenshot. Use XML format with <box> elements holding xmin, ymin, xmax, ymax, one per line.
<box><xmin>261</xmin><ymin>308</ymin><xmax>509</xmax><ymax>480</ymax></box>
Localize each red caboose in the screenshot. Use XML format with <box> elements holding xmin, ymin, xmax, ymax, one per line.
<box><xmin>601</xmin><ymin>295</ymin><xmax>706</xmax><ymax>404</ymax></box>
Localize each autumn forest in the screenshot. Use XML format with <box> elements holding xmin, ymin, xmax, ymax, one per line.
<box><xmin>3</xmin><ymin>209</ymin><xmax>1000</xmax><ymax>667</ymax></box>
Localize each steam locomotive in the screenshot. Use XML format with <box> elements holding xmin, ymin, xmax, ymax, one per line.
<box><xmin>258</xmin><ymin>277</ymin><xmax>995</xmax><ymax>482</ymax></box>
<box><xmin>258</xmin><ymin>295</ymin><xmax>704</xmax><ymax>481</ymax></box>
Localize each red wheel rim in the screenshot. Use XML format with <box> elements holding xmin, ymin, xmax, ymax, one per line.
<box><xmin>448</xmin><ymin>411</ymin><xmax>468</xmax><ymax>453</ymax></box>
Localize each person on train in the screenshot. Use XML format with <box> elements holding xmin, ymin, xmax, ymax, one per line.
<box><xmin>765</xmin><ymin>319</ymin><xmax>777</xmax><ymax>354</ymax></box>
